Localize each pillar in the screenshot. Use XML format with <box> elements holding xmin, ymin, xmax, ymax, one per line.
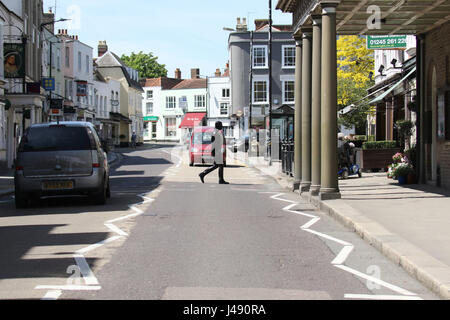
<box><xmin>310</xmin><ymin>16</ymin><xmax>322</xmax><ymax>196</ymax></box>
<box><xmin>319</xmin><ymin>4</ymin><xmax>341</xmax><ymax>200</ymax></box>
<box><xmin>293</xmin><ymin>34</ymin><xmax>303</xmax><ymax>191</ymax></box>
<box><xmin>386</xmin><ymin>97</ymin><xmax>394</xmax><ymax>141</ymax></box>
<box><xmin>300</xmin><ymin>28</ymin><xmax>312</xmax><ymax>193</ymax></box>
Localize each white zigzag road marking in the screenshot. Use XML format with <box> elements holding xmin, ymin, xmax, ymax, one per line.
<box><xmin>266</xmin><ymin>192</ymin><xmax>420</xmax><ymax>299</ymax></box>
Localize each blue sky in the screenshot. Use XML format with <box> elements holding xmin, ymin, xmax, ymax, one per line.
<box><xmin>43</xmin><ymin>0</ymin><xmax>292</xmax><ymax>79</ymax></box>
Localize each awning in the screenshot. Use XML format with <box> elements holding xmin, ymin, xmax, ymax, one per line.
<box><xmin>368</xmin><ymin>67</ymin><xmax>416</xmax><ymax>105</ymax></box>
<box><xmin>179</xmin><ymin>112</ymin><xmax>206</xmax><ymax>128</ymax></box>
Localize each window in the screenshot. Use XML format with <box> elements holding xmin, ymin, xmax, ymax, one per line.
<box><xmin>78</xmin><ymin>51</ymin><xmax>82</xmax><ymax>72</ymax></box>
<box><xmin>146</xmin><ymin>102</ymin><xmax>153</xmax><ymax>115</ymax></box>
<box><xmin>147</xmin><ymin>90</ymin><xmax>153</xmax><ymax>99</ymax></box>
<box><xmin>65</xmin><ymin>47</ymin><xmax>70</xmax><ymax>68</ymax></box>
<box><xmin>56</xmin><ymin>48</ymin><xmax>61</xmax><ymax>70</ymax></box>
<box><xmin>166</xmin><ymin>96</ymin><xmax>176</xmax><ymax>109</ymax></box>
<box><xmin>253</xmin><ymin>45</ymin><xmax>268</xmax><ymax>68</ymax></box>
<box><xmin>222</xmin><ymin>88</ymin><xmax>230</xmax><ymax>98</ymax></box>
<box><xmin>253</xmin><ymin>80</ymin><xmax>268</xmax><ymax>103</ymax></box>
<box><xmin>220</xmin><ymin>103</ymin><xmax>229</xmax><ymax>115</ymax></box>
<box><xmin>282</xmin><ymin>45</ymin><xmax>296</xmax><ymax>68</ymax></box>
<box><xmin>283</xmin><ymin>81</ymin><xmax>295</xmax><ymax>103</ymax></box>
<box><xmin>194</xmin><ymin>95</ymin><xmax>206</xmax><ymax>108</ymax></box>
<box><xmin>165</xmin><ymin>117</ymin><xmax>177</xmax><ymax>137</ymax></box>
<box><xmin>86</xmin><ymin>55</ymin><xmax>90</xmax><ymax>74</ymax></box>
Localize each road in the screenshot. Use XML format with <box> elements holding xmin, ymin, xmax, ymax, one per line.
<box><xmin>0</xmin><ymin>144</ymin><xmax>438</xmax><ymax>300</ymax></box>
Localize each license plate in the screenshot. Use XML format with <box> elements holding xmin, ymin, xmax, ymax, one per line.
<box><xmin>42</xmin><ymin>181</ymin><xmax>74</xmax><ymax>190</ymax></box>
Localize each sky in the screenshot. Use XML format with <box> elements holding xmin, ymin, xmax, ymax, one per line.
<box><xmin>43</xmin><ymin>0</ymin><xmax>292</xmax><ymax>79</ymax></box>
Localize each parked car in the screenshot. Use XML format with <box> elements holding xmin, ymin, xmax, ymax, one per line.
<box><xmin>14</xmin><ymin>122</ymin><xmax>110</xmax><ymax>208</ymax></box>
<box><xmin>231</xmin><ymin>134</ymin><xmax>249</xmax><ymax>153</ymax></box>
<box><xmin>189</xmin><ymin>126</ymin><xmax>226</xmax><ymax>167</ymax></box>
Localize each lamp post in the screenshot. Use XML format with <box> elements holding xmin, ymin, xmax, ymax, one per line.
<box><xmin>268</xmin><ymin>0</ymin><xmax>273</xmax><ymax>165</ymax></box>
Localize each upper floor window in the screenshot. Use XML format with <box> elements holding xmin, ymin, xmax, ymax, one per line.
<box><xmin>282</xmin><ymin>45</ymin><xmax>296</xmax><ymax>68</ymax></box>
<box><xmin>253</xmin><ymin>79</ymin><xmax>268</xmax><ymax>104</ymax></box>
<box><xmin>283</xmin><ymin>80</ymin><xmax>295</xmax><ymax>103</ymax></box>
<box><xmin>65</xmin><ymin>47</ymin><xmax>70</xmax><ymax>68</ymax></box>
<box><xmin>253</xmin><ymin>45</ymin><xmax>268</xmax><ymax>69</ymax></box>
<box><xmin>147</xmin><ymin>90</ymin><xmax>153</xmax><ymax>99</ymax></box>
<box><xmin>194</xmin><ymin>95</ymin><xmax>206</xmax><ymax>108</ymax></box>
<box><xmin>86</xmin><ymin>55</ymin><xmax>90</xmax><ymax>74</ymax></box>
<box><xmin>220</xmin><ymin>103</ymin><xmax>229</xmax><ymax>115</ymax></box>
<box><xmin>78</xmin><ymin>51</ymin><xmax>82</xmax><ymax>72</ymax></box>
<box><xmin>146</xmin><ymin>102</ymin><xmax>153</xmax><ymax>115</ymax></box>
<box><xmin>222</xmin><ymin>88</ymin><xmax>230</xmax><ymax>98</ymax></box>
<box><xmin>166</xmin><ymin>96</ymin><xmax>176</xmax><ymax>109</ymax></box>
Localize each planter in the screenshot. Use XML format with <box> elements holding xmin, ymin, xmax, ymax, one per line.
<box><xmin>398</xmin><ymin>175</ymin><xmax>407</xmax><ymax>185</ymax></box>
<box><xmin>360</xmin><ymin>148</ymin><xmax>402</xmax><ymax>171</ymax></box>
<box><xmin>407</xmin><ymin>173</ymin><xmax>417</xmax><ymax>184</ymax></box>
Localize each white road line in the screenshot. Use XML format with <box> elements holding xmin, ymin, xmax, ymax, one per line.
<box><xmin>268</xmin><ymin>192</ymin><xmax>419</xmax><ymax>299</ymax></box>
<box><xmin>344</xmin><ymin>294</ymin><xmax>423</xmax><ymax>300</ymax></box>
<box><xmin>36</xmin><ymin>285</ymin><xmax>102</xmax><ymax>291</ymax></box>
<box><xmin>41</xmin><ymin>290</ymin><xmax>62</xmax><ymax>300</ymax></box>
<box><xmin>36</xmin><ymin>191</ymin><xmax>158</xmax><ymax>300</ymax></box>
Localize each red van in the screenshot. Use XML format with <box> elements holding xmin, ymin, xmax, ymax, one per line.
<box><xmin>189</xmin><ymin>126</ymin><xmax>226</xmax><ymax>167</ymax></box>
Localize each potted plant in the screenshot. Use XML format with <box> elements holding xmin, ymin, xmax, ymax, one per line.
<box><xmin>392</xmin><ymin>163</ymin><xmax>413</xmax><ymax>185</ymax></box>
<box><xmin>360</xmin><ymin>140</ymin><xmax>401</xmax><ymax>171</ymax></box>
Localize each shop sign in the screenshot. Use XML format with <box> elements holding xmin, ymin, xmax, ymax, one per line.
<box><xmin>4</xmin><ymin>43</ymin><xmax>25</xmax><ymax>78</ymax></box>
<box><xmin>367</xmin><ymin>35</ymin><xmax>407</xmax><ymax>49</ymax></box>
<box><xmin>144</xmin><ymin>116</ymin><xmax>159</xmax><ymax>122</ymax></box>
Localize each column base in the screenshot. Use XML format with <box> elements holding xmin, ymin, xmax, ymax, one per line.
<box><xmin>319</xmin><ymin>188</ymin><xmax>341</xmax><ymax>200</ymax></box>
<box><xmin>309</xmin><ymin>184</ymin><xmax>321</xmax><ymax>196</ymax></box>
<box><xmin>292</xmin><ymin>180</ymin><xmax>301</xmax><ymax>191</ymax></box>
<box><xmin>300</xmin><ymin>181</ymin><xmax>311</xmax><ymax>193</ymax></box>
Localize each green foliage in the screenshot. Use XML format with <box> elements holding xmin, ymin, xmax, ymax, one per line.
<box><xmin>337</xmin><ymin>36</ymin><xmax>375</xmax><ymax>130</ymax></box>
<box><xmin>395</xmin><ymin>120</ymin><xmax>414</xmax><ymax>139</ymax></box>
<box><xmin>405</xmin><ymin>145</ymin><xmax>417</xmax><ymax>170</ymax></box>
<box><xmin>353</xmin><ymin>135</ymin><xmax>367</xmax><ymax>141</ymax></box>
<box><xmin>120</xmin><ymin>51</ymin><xmax>167</xmax><ymax>79</ymax></box>
<box><xmin>363</xmin><ymin>140</ymin><xmax>398</xmax><ymax>150</ymax></box>
<box><xmin>393</xmin><ymin>163</ymin><xmax>414</xmax><ymax>178</ymax></box>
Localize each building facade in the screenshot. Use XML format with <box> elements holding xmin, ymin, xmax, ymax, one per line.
<box><xmin>228</xmin><ymin>18</ymin><xmax>296</xmax><ymax>142</ymax></box>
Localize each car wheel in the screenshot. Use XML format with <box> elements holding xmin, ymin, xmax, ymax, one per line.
<box><xmin>92</xmin><ymin>179</ymin><xmax>107</xmax><ymax>205</ymax></box>
<box><xmin>15</xmin><ymin>191</ymin><xmax>28</xmax><ymax>209</ymax></box>
<box><xmin>106</xmin><ymin>179</ymin><xmax>111</xmax><ymax>199</ymax></box>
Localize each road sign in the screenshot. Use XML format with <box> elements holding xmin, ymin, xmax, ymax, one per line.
<box><xmin>367</xmin><ymin>35</ymin><xmax>407</xmax><ymax>49</ymax></box>
<box><xmin>42</xmin><ymin>78</ymin><xmax>55</xmax><ymax>91</ymax></box>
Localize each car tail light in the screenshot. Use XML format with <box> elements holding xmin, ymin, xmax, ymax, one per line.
<box><xmin>15</xmin><ymin>166</ymin><xmax>24</xmax><ymax>171</ymax></box>
<box><xmin>92</xmin><ymin>163</ymin><xmax>100</xmax><ymax>168</ymax></box>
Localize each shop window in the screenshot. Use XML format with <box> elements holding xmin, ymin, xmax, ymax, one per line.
<box><xmin>446</xmin><ymin>91</ymin><xmax>450</xmax><ymax>141</ymax></box>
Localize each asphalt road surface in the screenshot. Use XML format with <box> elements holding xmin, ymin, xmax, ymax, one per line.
<box><xmin>0</xmin><ymin>144</ymin><xmax>438</xmax><ymax>300</ymax></box>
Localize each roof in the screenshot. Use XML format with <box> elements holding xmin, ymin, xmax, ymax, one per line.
<box><xmin>143</xmin><ymin>77</ymin><xmax>183</xmax><ymax>90</ymax></box>
<box><xmin>171</xmin><ymin>78</ymin><xmax>207</xmax><ymax>90</ymax></box>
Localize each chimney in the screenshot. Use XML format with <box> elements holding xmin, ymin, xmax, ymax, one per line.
<box><xmin>98</xmin><ymin>41</ymin><xmax>108</xmax><ymax>57</ymax></box>
<box><xmin>215</xmin><ymin>68</ymin><xmax>221</xmax><ymax>77</ymax></box>
<box><xmin>236</xmin><ymin>17</ymin><xmax>248</xmax><ymax>32</ymax></box>
<box><xmin>43</xmin><ymin>10</ymin><xmax>55</xmax><ymax>33</ymax></box>
<box><xmin>175</xmin><ymin>68</ymin><xmax>182</xmax><ymax>79</ymax></box>
<box><xmin>191</xmin><ymin>68</ymin><xmax>200</xmax><ymax>79</ymax></box>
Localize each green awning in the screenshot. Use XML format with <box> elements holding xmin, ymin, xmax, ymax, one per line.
<box><xmin>368</xmin><ymin>67</ymin><xmax>416</xmax><ymax>105</ymax></box>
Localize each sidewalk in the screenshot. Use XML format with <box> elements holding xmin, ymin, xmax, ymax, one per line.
<box><xmin>250</xmin><ymin>158</ymin><xmax>450</xmax><ymax>299</ymax></box>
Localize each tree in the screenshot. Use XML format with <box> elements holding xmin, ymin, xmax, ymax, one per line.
<box><xmin>120</xmin><ymin>51</ymin><xmax>167</xmax><ymax>79</ymax></box>
<box><xmin>337</xmin><ymin>36</ymin><xmax>375</xmax><ymax>131</ymax></box>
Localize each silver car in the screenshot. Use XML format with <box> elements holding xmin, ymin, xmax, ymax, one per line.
<box><xmin>14</xmin><ymin>122</ymin><xmax>110</xmax><ymax>208</ymax></box>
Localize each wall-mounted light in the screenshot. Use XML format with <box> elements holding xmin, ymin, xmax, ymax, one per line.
<box><xmin>369</xmin><ymin>71</ymin><xmax>374</xmax><ymax>81</ymax></box>
<box><xmin>391</xmin><ymin>58</ymin><xmax>397</xmax><ymax>68</ymax></box>
<box><xmin>378</xmin><ymin>64</ymin><xmax>385</xmax><ymax>76</ymax></box>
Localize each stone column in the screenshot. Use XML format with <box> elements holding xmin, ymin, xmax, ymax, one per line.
<box><xmin>300</xmin><ymin>28</ymin><xmax>312</xmax><ymax>193</ymax></box>
<box><xmin>319</xmin><ymin>4</ymin><xmax>341</xmax><ymax>200</ymax></box>
<box><xmin>310</xmin><ymin>16</ymin><xmax>322</xmax><ymax>196</ymax></box>
<box><xmin>293</xmin><ymin>34</ymin><xmax>303</xmax><ymax>191</ymax></box>
<box><xmin>386</xmin><ymin>97</ymin><xmax>394</xmax><ymax>141</ymax></box>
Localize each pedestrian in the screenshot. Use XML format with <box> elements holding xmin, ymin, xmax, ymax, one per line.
<box><xmin>199</xmin><ymin>121</ymin><xmax>229</xmax><ymax>185</ymax></box>
<box><xmin>131</xmin><ymin>131</ymin><xmax>137</xmax><ymax>149</ymax></box>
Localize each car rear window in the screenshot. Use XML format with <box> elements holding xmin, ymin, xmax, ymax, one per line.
<box><xmin>193</xmin><ymin>132</ymin><xmax>213</xmax><ymax>144</ymax></box>
<box><xmin>19</xmin><ymin>126</ymin><xmax>94</xmax><ymax>152</ymax></box>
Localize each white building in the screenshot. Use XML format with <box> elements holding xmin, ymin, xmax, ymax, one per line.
<box><xmin>93</xmin><ymin>71</ymin><xmax>120</xmax><ymax>144</ymax></box>
<box><xmin>207</xmin><ymin>66</ymin><xmax>235</xmax><ymax>139</ymax></box>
